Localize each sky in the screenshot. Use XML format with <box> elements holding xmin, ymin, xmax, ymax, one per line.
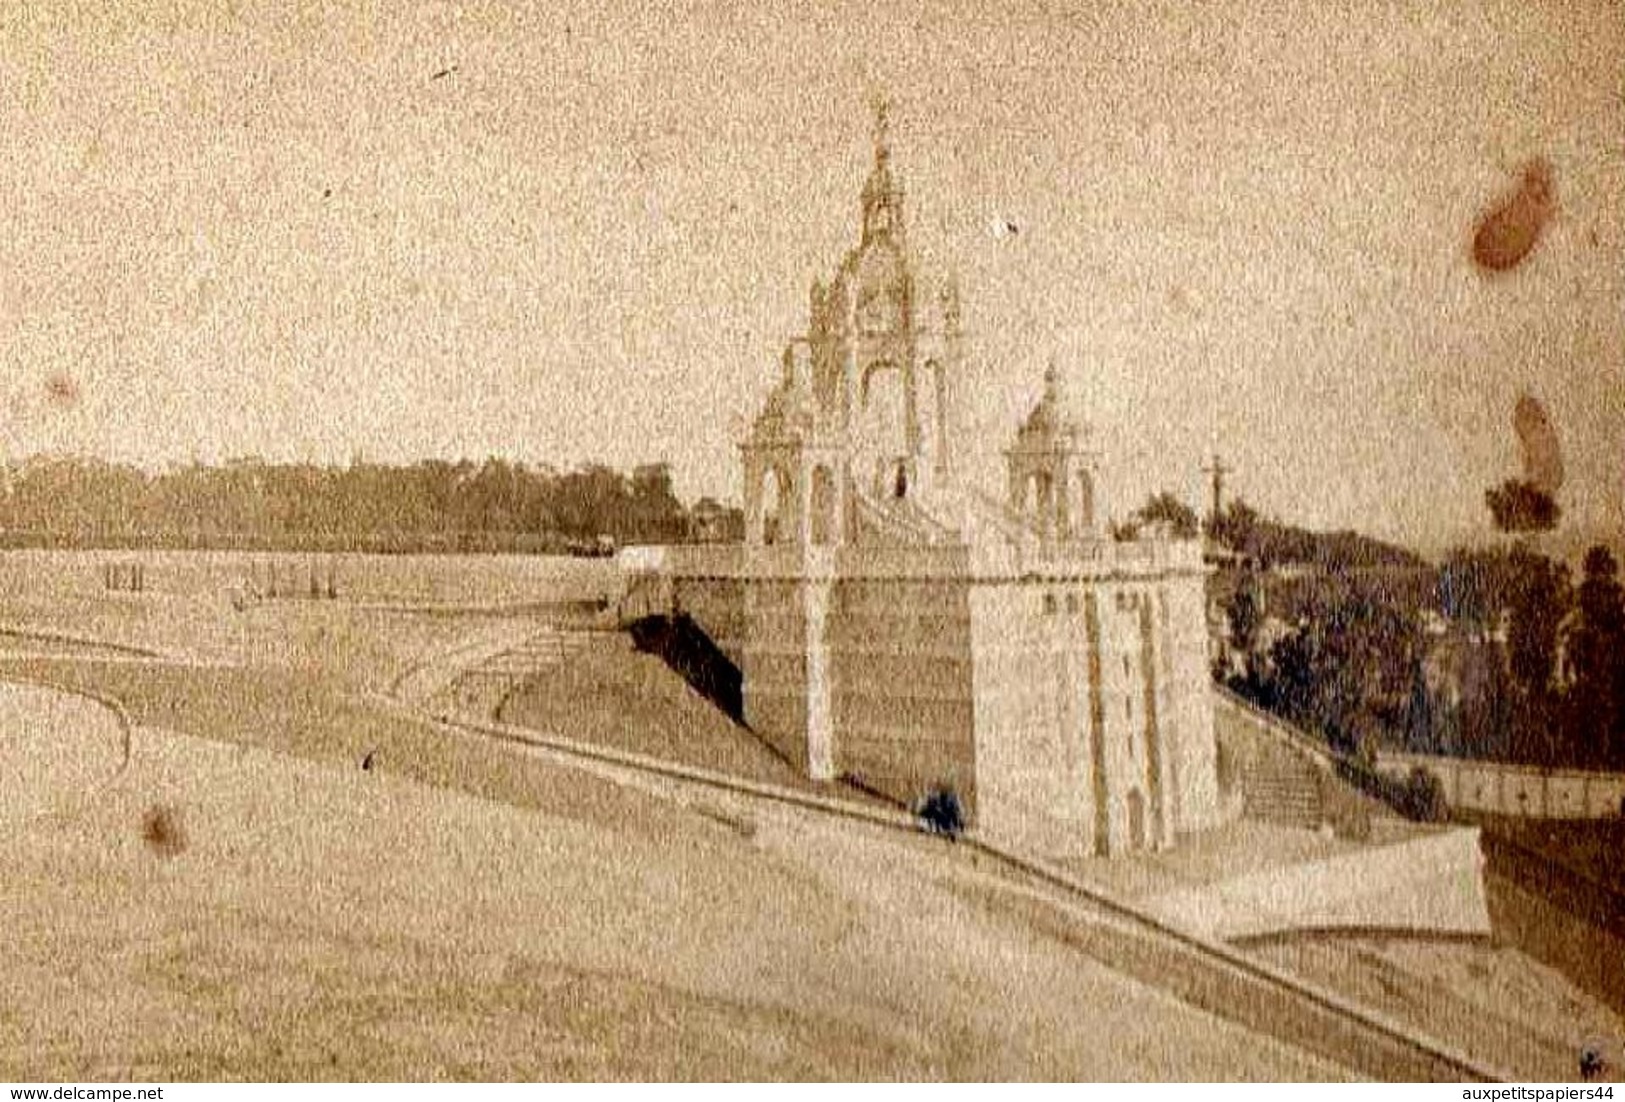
<box><xmin>1</xmin><ymin>0</ymin><xmax>1622</xmax><ymax>552</ymax></box>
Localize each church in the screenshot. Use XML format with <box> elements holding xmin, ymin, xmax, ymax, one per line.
<box><xmin>631</xmin><ymin>111</ymin><xmax>1221</xmax><ymax>857</ymax></box>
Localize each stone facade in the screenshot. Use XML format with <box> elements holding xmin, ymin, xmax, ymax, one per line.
<box><xmin>630</xmin><ymin>114</ymin><xmax>1221</xmax><ymax>857</ymax></box>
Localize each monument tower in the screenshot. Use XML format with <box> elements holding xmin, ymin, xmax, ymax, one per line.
<box><xmin>633</xmin><ymin>106</ymin><xmax>1224</xmax><ymax>857</ymax></box>
<box><xmin>742</xmin><ymin>100</ymin><xmax>965</xmax><ymax>552</ymax></box>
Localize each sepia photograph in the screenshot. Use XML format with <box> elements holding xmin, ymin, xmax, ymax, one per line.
<box><xmin>1</xmin><ymin>0</ymin><xmax>1623</xmax><ymax>1085</ymax></box>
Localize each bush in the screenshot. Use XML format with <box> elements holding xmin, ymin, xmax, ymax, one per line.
<box><xmin>1399</xmin><ymin>766</ymin><xmax>1449</xmax><ymax>823</ymax></box>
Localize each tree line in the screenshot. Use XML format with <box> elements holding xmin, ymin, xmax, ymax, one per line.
<box><xmin>1112</xmin><ymin>483</ymin><xmax>1625</xmax><ymax>774</ymax></box>
<box><xmin>1216</xmin><ymin>520</ymin><xmax>1625</xmax><ymax>773</ymax></box>
<box><xmin>1108</xmin><ymin>485</ymin><xmax>1624</xmax><ymax>773</ymax></box>
<box><xmin>1114</xmin><ymin>492</ymin><xmax>1426</xmax><ymax>572</ymax></box>
<box><xmin>0</xmin><ymin>455</ymin><xmax>742</xmax><ymax>552</ymax></box>
<box><xmin>1414</xmin><ymin>543</ymin><xmax>1625</xmax><ymax>769</ymax></box>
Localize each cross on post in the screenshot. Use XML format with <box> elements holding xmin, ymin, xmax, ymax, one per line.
<box><xmin>1201</xmin><ymin>453</ymin><xmax>1232</xmax><ymax>532</ymax></box>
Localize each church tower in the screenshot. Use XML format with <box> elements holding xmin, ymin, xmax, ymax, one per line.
<box><xmin>645</xmin><ymin>103</ymin><xmax>1224</xmax><ymax>859</ymax></box>
<box><xmin>802</xmin><ymin>100</ymin><xmax>965</xmax><ymax>523</ymax></box>
<box><xmin>1006</xmin><ymin>363</ymin><xmax>1102</xmax><ymax>543</ymax></box>
<box><xmin>859</xmin><ymin>101</ymin><xmax>904</xmax><ymax>246</ymax></box>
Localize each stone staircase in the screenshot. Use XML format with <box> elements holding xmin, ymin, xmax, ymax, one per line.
<box><xmin>429</xmin><ymin>627</ymin><xmax>594</xmax><ymax>719</ymax></box>
<box><xmin>1240</xmin><ymin>746</ymin><xmax>1326</xmax><ymax>828</ymax></box>
<box><xmin>850</xmin><ymin>486</ymin><xmax>958</xmax><ymax>545</ymax></box>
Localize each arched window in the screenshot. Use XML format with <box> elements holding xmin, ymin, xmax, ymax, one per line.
<box><xmin>1078</xmin><ymin>471</ymin><xmax>1096</xmax><ymax>533</ymax></box>
<box><xmin>860</xmin><ymin>362</ymin><xmax>906</xmax><ymax>490</ymax></box>
<box><xmin>1012</xmin><ymin>470</ymin><xmax>1031</xmax><ymax>511</ymax></box>
<box><xmin>810</xmin><ymin>466</ymin><xmax>836</xmax><ymax>546</ymax></box>
<box><xmin>758</xmin><ymin>466</ymin><xmax>790</xmax><ymax>546</ymax></box>
<box><xmin>1127</xmin><ymin>789</ymin><xmax>1147</xmax><ymax>850</ymax></box>
<box><xmin>1035</xmin><ymin>470</ymin><xmax>1054</xmax><ymax>516</ymax></box>
<box><xmin>918</xmin><ymin>359</ymin><xmax>942</xmax><ymax>471</ymax></box>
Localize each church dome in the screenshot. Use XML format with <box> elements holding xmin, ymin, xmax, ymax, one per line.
<box><xmin>1016</xmin><ymin>363</ymin><xmax>1081</xmax><ymax>448</ymax></box>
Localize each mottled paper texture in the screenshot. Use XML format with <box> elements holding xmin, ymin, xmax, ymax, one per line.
<box><xmin>0</xmin><ymin>0</ymin><xmax>1621</xmax><ymax>1084</ymax></box>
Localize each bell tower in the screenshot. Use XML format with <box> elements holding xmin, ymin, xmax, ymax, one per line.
<box><xmin>755</xmin><ymin>100</ymin><xmax>967</xmax><ymax>541</ymax></box>
<box><xmin>1006</xmin><ymin>362</ymin><xmax>1102</xmax><ymax>543</ymax></box>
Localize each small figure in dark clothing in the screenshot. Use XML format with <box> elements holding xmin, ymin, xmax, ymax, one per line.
<box><xmin>1579</xmin><ymin>1044</ymin><xmax>1606</xmax><ymax>1081</ymax></box>
<box><xmin>919</xmin><ymin>786</ymin><xmax>964</xmax><ymax>841</ymax></box>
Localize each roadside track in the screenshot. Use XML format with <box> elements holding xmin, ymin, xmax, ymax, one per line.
<box><xmin>405</xmin><ymin>696</ymin><xmax>1504</xmax><ymax>1083</ymax></box>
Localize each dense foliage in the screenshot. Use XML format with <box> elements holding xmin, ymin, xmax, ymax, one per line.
<box><xmin>1228</xmin><ymin>562</ymin><xmax>1427</xmax><ymax>759</ymax></box>
<box><xmin>1208</xmin><ymin>497</ymin><xmax>1427</xmax><ymax>571</ymax></box>
<box><xmin>1485</xmin><ymin>477</ymin><xmax>1561</xmax><ymax>533</ymax></box>
<box><xmin>1221</xmin><ymin>531</ymin><xmax>1625</xmax><ymax>772</ymax></box>
<box><xmin>0</xmin><ymin>456</ymin><xmax>740</xmax><ymax>552</ymax></box>
<box><xmin>1112</xmin><ymin>491</ymin><xmax>1201</xmax><ymax>540</ymax></box>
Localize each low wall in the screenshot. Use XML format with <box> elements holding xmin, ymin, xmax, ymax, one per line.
<box><xmin>1147</xmin><ymin>827</ymin><xmax>1489</xmax><ymax>940</ymax></box>
<box><xmin>0</xmin><ymin>548</ymin><xmax>620</xmax><ymax>608</ymax></box>
<box><xmin>1377</xmin><ymin>752</ymin><xmax>1625</xmax><ymax>820</ymax></box>
<box><xmin>1213</xmin><ymin>689</ymin><xmax>1337</xmax><ymax>769</ymax></box>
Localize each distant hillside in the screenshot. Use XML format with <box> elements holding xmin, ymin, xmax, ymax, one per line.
<box><xmin>1210</xmin><ymin>498</ymin><xmax>1428</xmax><ymax>572</ymax></box>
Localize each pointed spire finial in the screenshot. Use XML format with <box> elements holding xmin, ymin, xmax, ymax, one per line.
<box><xmin>872</xmin><ymin>92</ymin><xmax>892</xmax><ymax>165</ymax></box>
<box><xmin>858</xmin><ymin>93</ymin><xmax>902</xmax><ymax>243</ymax></box>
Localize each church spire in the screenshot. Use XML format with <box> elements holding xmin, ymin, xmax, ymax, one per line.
<box><xmin>860</xmin><ymin>95</ymin><xmax>903</xmax><ymax>244</ymax></box>
<box><xmin>873</xmin><ymin>95</ymin><xmax>891</xmax><ymax>167</ymax></box>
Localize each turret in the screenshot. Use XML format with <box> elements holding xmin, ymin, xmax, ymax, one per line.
<box><xmin>1006</xmin><ymin>361</ymin><xmax>1102</xmax><ymax>542</ymax></box>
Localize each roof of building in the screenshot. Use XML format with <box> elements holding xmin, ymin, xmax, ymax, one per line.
<box><xmin>1012</xmin><ymin>362</ymin><xmax>1083</xmax><ymax>450</ymax></box>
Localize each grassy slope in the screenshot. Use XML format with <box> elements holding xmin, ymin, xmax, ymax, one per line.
<box><xmin>1247</xmin><ymin>935</ymin><xmax>1624</xmax><ymax>1081</ymax></box>
<box><xmin>0</xmin><ymin>681</ymin><xmax>1344</xmax><ymax>1080</ymax></box>
<box><xmin>0</xmin><ymin>657</ymin><xmax>688</xmax><ymax>841</ymax></box>
<box><xmin>496</xmin><ymin>634</ymin><xmax>822</xmax><ymax>794</ymax></box>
